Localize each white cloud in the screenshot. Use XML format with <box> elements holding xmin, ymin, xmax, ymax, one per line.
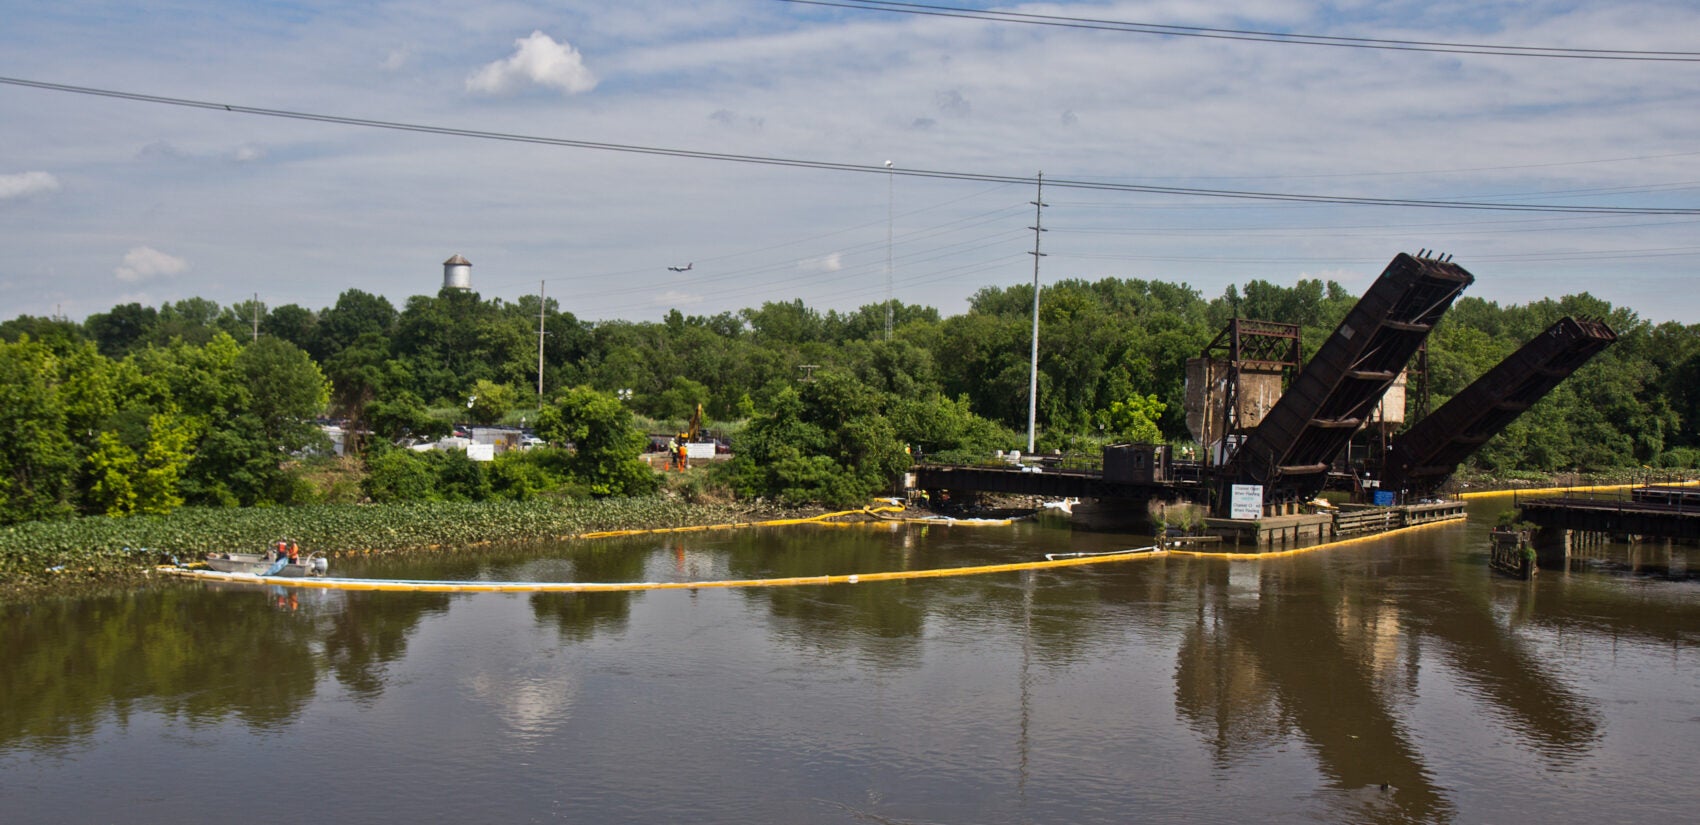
<box><xmin>801</xmin><ymin>252</ymin><xmax>844</xmax><ymax>273</ymax></box>
<box><xmin>233</xmin><ymin>144</ymin><xmax>266</xmax><ymax>162</ymax></box>
<box><xmin>466</xmin><ymin>31</ymin><xmax>598</xmax><ymax>96</ymax></box>
<box><xmin>381</xmin><ymin>46</ymin><xmax>410</xmax><ymax>71</ymax></box>
<box><xmin>655</xmin><ymin>289</ymin><xmax>704</xmax><ymax>306</ymax></box>
<box><xmin>0</xmin><ymin>171</ymin><xmax>61</xmax><ymax>200</ymax></box>
<box><xmin>115</xmin><ymin>246</ymin><xmax>188</xmax><ymax>283</ymax></box>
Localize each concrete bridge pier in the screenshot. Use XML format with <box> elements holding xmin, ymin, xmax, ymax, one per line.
<box><xmin>1530</xmin><ymin>530</ymin><xmax>1591</xmax><ymax>568</ymax></box>
<box><xmin>1531</xmin><ymin>527</ymin><xmax>1618</xmax><ymax>570</ymax></box>
<box><xmin>1532</xmin><ymin>528</ymin><xmax>1571</xmax><ymax>570</ymax></box>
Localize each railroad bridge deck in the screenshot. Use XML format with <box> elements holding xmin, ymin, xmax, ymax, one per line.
<box><xmin>1517</xmin><ymin>487</ymin><xmax>1700</xmax><ymax>567</ymax></box>
<box><xmin>1518</xmin><ymin>494</ymin><xmax>1700</xmax><ymax>542</ymax></box>
<box><xmin>912</xmin><ymin>462</ymin><xmax>1204</xmax><ymax>501</ymax></box>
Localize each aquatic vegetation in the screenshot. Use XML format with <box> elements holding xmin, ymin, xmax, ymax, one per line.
<box><xmin>0</xmin><ymin>498</ymin><xmax>786</xmax><ymax>591</ymax></box>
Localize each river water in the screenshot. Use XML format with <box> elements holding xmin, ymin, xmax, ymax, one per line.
<box><xmin>3</xmin><ymin>496</ymin><xmax>1697</xmax><ymax>824</ymax></box>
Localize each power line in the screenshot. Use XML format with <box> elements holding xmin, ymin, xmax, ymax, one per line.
<box><xmin>4</xmin><ymin>75</ymin><xmax>1698</xmax><ymax>216</ymax></box>
<box><xmin>782</xmin><ymin>0</ymin><xmax>1700</xmax><ymax>62</ymax></box>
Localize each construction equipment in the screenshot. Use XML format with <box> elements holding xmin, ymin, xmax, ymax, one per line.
<box><xmin>682</xmin><ymin>403</ymin><xmax>703</xmax><ymax>442</ymax></box>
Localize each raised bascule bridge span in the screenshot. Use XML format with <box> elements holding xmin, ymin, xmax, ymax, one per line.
<box><xmin>912</xmin><ymin>251</ymin><xmax>1617</xmax><ymax>549</ymax></box>
<box><xmin>1216</xmin><ymin>252</ymin><xmax>1473</xmax><ymax>508</ymax></box>
<box><xmin>1383</xmin><ymin>316</ymin><xmax>1618</xmax><ymax>500</ymax></box>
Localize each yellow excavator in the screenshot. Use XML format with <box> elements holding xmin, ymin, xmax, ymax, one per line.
<box><xmin>672</xmin><ymin>404</ymin><xmax>704</xmax><ymax>471</ymax></box>
<box><xmin>680</xmin><ymin>403</ymin><xmax>703</xmax><ymax>443</ymax></box>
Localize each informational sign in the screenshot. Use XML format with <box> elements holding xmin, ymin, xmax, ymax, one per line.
<box><xmin>1230</xmin><ymin>484</ymin><xmax>1264</xmax><ymax>520</ymax></box>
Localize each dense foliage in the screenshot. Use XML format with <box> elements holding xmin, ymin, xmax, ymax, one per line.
<box><xmin>3</xmin><ymin>271</ymin><xmax>1697</xmax><ymax>527</ymax></box>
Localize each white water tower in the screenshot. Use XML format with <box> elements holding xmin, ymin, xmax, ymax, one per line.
<box><xmin>443</xmin><ymin>254</ymin><xmax>472</xmax><ymax>291</ymax></box>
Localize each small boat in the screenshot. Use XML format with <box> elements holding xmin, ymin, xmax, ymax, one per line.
<box><xmin>204</xmin><ymin>544</ymin><xmax>328</xmax><ymax>577</ymax></box>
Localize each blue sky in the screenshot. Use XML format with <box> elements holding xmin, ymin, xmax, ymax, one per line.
<box><xmin>3</xmin><ymin>1</ymin><xmax>1697</xmax><ymax>324</ymax></box>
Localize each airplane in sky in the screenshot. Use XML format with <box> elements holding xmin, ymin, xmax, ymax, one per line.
<box><xmin>667</xmin><ymin>262</ymin><xmax>693</xmax><ymax>272</ymax></box>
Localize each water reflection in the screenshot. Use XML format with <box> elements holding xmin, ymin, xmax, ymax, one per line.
<box><xmin>0</xmin><ymin>584</ymin><xmax>447</xmax><ymax>751</ymax></box>
<box><xmin>1427</xmin><ymin>557</ymin><xmax>1602</xmax><ymax>762</ymax></box>
<box><xmin>727</xmin><ymin>528</ymin><xmax>927</xmax><ymax>664</ymax></box>
<box><xmin>2</xmin><ymin>509</ymin><xmax>1697</xmax><ymax>824</ymax></box>
<box><xmin>1171</xmin><ymin>555</ymin><xmax>1453</xmax><ymax>823</ymax></box>
<box><xmin>529</xmin><ymin>544</ymin><xmax>647</xmax><ymax>641</ymax></box>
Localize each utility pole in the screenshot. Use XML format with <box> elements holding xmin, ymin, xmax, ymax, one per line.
<box><xmin>1026</xmin><ymin>173</ymin><xmax>1047</xmax><ymax>454</ymax></box>
<box><xmin>252</xmin><ymin>292</ymin><xmax>260</xmax><ymax>341</ymax></box>
<box><xmin>537</xmin><ymin>280</ymin><xmax>547</xmax><ymax>409</ymax></box>
<box><xmin>885</xmin><ymin>159</ymin><xmax>895</xmax><ymax>341</ymax></box>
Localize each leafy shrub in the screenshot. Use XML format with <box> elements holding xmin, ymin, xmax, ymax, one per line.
<box><xmin>488</xmin><ymin>450</ymin><xmax>560</xmax><ymax>501</ymax></box>
<box><xmin>1658</xmin><ymin>447</ymin><xmax>1700</xmax><ymax>469</ymax></box>
<box><xmin>433</xmin><ymin>449</ymin><xmax>491</xmax><ymax>502</ymax></box>
<box><xmin>364</xmin><ymin>449</ymin><xmax>436</xmax><ymax>502</ymax></box>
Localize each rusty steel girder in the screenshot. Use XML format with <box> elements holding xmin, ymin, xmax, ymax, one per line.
<box><xmin>1222</xmin><ymin>252</ymin><xmax>1473</xmax><ymax>504</ymax></box>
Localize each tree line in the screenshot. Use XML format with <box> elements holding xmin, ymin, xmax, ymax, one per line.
<box><xmin>3</xmin><ymin>273</ymin><xmax>1696</xmax><ymax>524</ymax></box>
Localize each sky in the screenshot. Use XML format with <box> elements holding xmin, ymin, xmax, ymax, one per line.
<box><xmin>2</xmin><ymin>1</ymin><xmax>1698</xmax><ymax>326</ymax></box>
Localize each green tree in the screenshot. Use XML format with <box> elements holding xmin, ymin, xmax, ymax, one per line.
<box><xmin>889</xmin><ymin>393</ymin><xmax>1014</xmax><ymax>462</ymax></box>
<box><xmin>173</xmin><ymin>334</ymin><xmax>329</xmax><ymax>506</ymax></box>
<box><xmin>81</xmin><ymin>411</ymin><xmax>196</xmax><ymax>516</ymax></box>
<box><xmin>84</xmin><ymin>431</ymin><xmax>140</xmax><ymax>516</ymax></box>
<box><xmin>0</xmin><ymin>314</ymin><xmax>85</xmax><ymax>350</ymax></box>
<box><xmin>467</xmin><ymin>379</ymin><xmax>519</xmax><ymax>426</ymax></box>
<box><xmin>154</xmin><ymin>297</ymin><xmax>230</xmax><ymax>347</ymax></box>
<box><xmin>729</xmin><ymin>372</ymin><xmax>909</xmax><ymax>507</ymax></box>
<box><xmin>85</xmin><ymin>302</ymin><xmax>159</xmax><ymax>358</ymax></box>
<box><xmin>322</xmin><ymin>331</ymin><xmax>394</xmax><ymax>454</ymax></box>
<box><xmin>367</xmin><ymin>390</ymin><xmax>443</xmax><ymax>444</ymax></box>
<box><xmin>433</xmin><ymin>449</ymin><xmax>492</xmax><ymax>501</ymax></box>
<box><xmin>651</xmin><ymin>376</ymin><xmax>709</xmax><ymax>423</ymax></box>
<box><xmin>363</xmin><ymin>448</ymin><xmax>437</xmax><ymax>502</ymax></box>
<box><xmin>262</xmin><ymin>303</ymin><xmax>319</xmax><ymax>351</ymax></box>
<box><xmin>0</xmin><ymin>337</ymin><xmax>77</xmax><ymax>523</ymax></box>
<box><xmin>535</xmin><ymin>386</ymin><xmax>657</xmax><ymax>496</ymax></box>
<box><xmin>313</xmin><ymin>289</ymin><xmax>398</xmax><ymax>364</ymax></box>
<box><xmin>1096</xmin><ymin>394</ymin><xmax>1167</xmax><ymax>444</ymax></box>
<box><xmin>132</xmin><ymin>411</ymin><xmax>196</xmax><ymax>514</ymax></box>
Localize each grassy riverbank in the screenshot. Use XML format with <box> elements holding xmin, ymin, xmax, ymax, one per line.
<box><xmin>0</xmin><ymin>496</ymin><xmax>812</xmax><ymax>599</ymax></box>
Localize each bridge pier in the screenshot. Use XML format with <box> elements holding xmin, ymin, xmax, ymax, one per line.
<box><xmin>1531</xmin><ymin>528</ymin><xmax>1575</xmax><ymax>570</ymax></box>
<box><xmin>1531</xmin><ymin>528</ymin><xmax>1617</xmax><ymax>570</ymax></box>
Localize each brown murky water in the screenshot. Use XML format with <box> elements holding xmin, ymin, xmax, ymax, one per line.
<box><xmin>3</xmin><ymin>497</ymin><xmax>1697</xmax><ymax>823</ymax></box>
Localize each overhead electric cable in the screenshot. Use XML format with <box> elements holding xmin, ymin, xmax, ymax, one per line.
<box><xmin>783</xmin><ymin>0</ymin><xmax>1700</xmax><ymax>61</ymax></box>
<box><xmin>4</xmin><ymin>76</ymin><xmax>1699</xmax><ymax>216</ymax></box>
